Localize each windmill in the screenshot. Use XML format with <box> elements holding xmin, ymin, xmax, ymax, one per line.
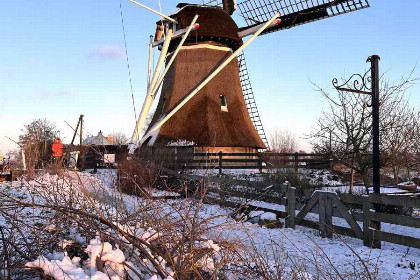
<box><xmin>127</xmin><ymin>0</ymin><xmax>370</xmax><ymax>154</ymax></box>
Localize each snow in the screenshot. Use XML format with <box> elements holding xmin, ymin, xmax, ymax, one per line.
<box><xmin>166</xmin><ymin>139</ymin><xmax>195</xmax><ymax>146</ymax></box>
<box><xmin>2</xmin><ymin>169</ymin><xmax>420</xmax><ymax>279</ymax></box>
<box><xmin>25</xmin><ymin>255</ymin><xmax>108</xmax><ymax>280</ymax></box>
<box><xmin>260</xmin><ymin>212</ymin><xmax>277</xmax><ymax>221</ymax></box>
<box><xmin>25</xmin><ymin>237</ymin><xmax>126</xmax><ymax>279</ymax></box>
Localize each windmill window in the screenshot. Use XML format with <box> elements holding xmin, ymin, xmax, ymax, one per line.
<box><xmin>220</xmin><ymin>94</ymin><xmax>228</xmax><ymax>112</ymax></box>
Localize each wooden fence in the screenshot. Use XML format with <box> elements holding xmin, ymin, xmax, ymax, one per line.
<box><xmin>192</xmin><ymin>175</ymin><xmax>420</xmax><ymax>249</ymax></box>
<box><xmin>139</xmin><ymin>148</ymin><xmax>330</xmax><ymax>172</ymax></box>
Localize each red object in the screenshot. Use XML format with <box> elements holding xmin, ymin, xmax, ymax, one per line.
<box><xmin>52</xmin><ymin>138</ymin><xmax>63</xmax><ymax>158</ymax></box>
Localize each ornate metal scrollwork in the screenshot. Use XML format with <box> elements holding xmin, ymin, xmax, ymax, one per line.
<box><xmin>332</xmin><ymin>68</ymin><xmax>372</xmax><ymax>95</ymax></box>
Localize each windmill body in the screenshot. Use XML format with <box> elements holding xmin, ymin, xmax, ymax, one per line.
<box><xmin>142</xmin><ymin>4</ymin><xmax>265</xmax><ymax>153</ymax></box>
<box><xmin>129</xmin><ymin>0</ymin><xmax>370</xmax><ymax>155</ymax></box>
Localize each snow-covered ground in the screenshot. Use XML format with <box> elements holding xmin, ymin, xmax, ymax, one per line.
<box><xmin>1</xmin><ymin>170</ymin><xmax>420</xmax><ymax>279</ymax></box>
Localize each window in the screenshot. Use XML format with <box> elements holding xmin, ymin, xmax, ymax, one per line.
<box><xmin>220</xmin><ymin>94</ymin><xmax>228</xmax><ymax>112</ymax></box>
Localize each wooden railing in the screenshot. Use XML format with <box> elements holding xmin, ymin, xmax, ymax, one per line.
<box><xmin>182</xmin><ymin>173</ymin><xmax>420</xmax><ymax>249</ymax></box>
<box><xmin>140</xmin><ymin>148</ymin><xmax>330</xmax><ymax>172</ymax></box>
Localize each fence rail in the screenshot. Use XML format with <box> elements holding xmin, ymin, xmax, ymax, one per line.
<box><xmin>181</xmin><ymin>173</ymin><xmax>420</xmax><ymax>250</ymax></box>
<box><xmin>142</xmin><ymin>149</ymin><xmax>330</xmax><ymax>172</ymax></box>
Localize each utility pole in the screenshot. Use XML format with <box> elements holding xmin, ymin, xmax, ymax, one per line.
<box><xmin>80</xmin><ymin>115</ymin><xmax>84</xmax><ymax>145</ymax></box>
<box><xmin>70</xmin><ymin>115</ymin><xmax>84</xmax><ymax>145</ymax></box>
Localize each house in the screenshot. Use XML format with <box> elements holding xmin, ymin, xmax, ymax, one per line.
<box><xmin>82</xmin><ymin>131</ymin><xmax>112</xmax><ymax>146</ymax></box>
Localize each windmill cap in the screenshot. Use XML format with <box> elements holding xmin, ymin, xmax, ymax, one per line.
<box><xmin>165</xmin><ymin>5</ymin><xmax>242</xmax><ymax>51</ymax></box>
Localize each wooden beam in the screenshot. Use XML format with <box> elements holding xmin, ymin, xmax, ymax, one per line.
<box><xmin>130</xmin><ymin>29</ymin><xmax>173</xmax><ymax>150</ymax></box>
<box><xmin>369</xmin><ymin>194</ymin><xmax>420</xmax><ymax>208</ymax></box>
<box><xmin>126</xmin><ymin>0</ymin><xmax>177</xmax><ymax>23</ymax></box>
<box><xmin>333</xmin><ymin>194</ymin><xmax>363</xmax><ymax>239</ymax></box>
<box><xmin>296</xmin><ymin>191</ymin><xmax>319</xmax><ymax>225</ymax></box>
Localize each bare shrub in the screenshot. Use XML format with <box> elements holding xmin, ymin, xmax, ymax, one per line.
<box><xmin>117</xmin><ymin>157</ymin><xmax>160</xmax><ymax>196</ymax></box>
<box><xmin>0</xmin><ymin>169</ymin><xmax>393</xmax><ymax>280</ymax></box>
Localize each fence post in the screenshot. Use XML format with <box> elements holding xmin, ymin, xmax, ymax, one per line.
<box><xmin>362</xmin><ymin>195</ymin><xmax>370</xmax><ymax>247</ymax></box>
<box><xmin>174</xmin><ymin>147</ymin><xmax>178</xmax><ymax>169</ymax></box>
<box><xmin>370</xmin><ymin>194</ymin><xmax>381</xmax><ymax>249</ymax></box>
<box><xmin>294</xmin><ymin>152</ymin><xmax>298</xmax><ymax>174</ymax></box>
<box><xmin>325</xmin><ymin>194</ymin><xmax>333</xmax><ymax>238</ymax></box>
<box><xmin>319</xmin><ymin>192</ymin><xmax>333</xmax><ymax>238</ymax></box>
<box><xmin>218</xmin><ymin>151</ymin><xmax>223</xmax><ymax>175</ymax></box>
<box><xmin>285</xmin><ymin>184</ymin><xmax>296</xmax><ymax>229</ymax></box>
<box><xmin>258</xmin><ymin>153</ymin><xmax>263</xmax><ymax>173</ymax></box>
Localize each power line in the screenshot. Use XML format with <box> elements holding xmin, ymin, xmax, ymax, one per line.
<box><xmin>119</xmin><ymin>0</ymin><xmax>137</xmax><ymax>124</ymax></box>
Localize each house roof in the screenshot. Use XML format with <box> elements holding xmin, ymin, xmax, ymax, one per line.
<box><xmin>82</xmin><ymin>131</ymin><xmax>111</xmax><ymax>145</ymax></box>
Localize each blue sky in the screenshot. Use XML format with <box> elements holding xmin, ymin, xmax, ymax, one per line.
<box><xmin>1</xmin><ymin>0</ymin><xmax>419</xmax><ymax>153</ymax></box>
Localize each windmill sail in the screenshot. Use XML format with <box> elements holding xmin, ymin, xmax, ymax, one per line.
<box><xmin>237</xmin><ymin>0</ymin><xmax>370</xmax><ymax>33</ymax></box>
<box><xmin>237</xmin><ymin>52</ymin><xmax>269</xmax><ymax>148</ymax></box>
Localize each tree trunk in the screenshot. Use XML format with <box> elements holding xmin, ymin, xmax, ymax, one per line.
<box><xmin>393</xmin><ymin>166</ymin><xmax>399</xmax><ymax>184</ymax></box>
<box><xmin>361</xmin><ymin>171</ymin><xmax>371</xmax><ymax>194</ymax></box>
<box><xmin>350</xmin><ymin>169</ymin><xmax>355</xmax><ymax>194</ymax></box>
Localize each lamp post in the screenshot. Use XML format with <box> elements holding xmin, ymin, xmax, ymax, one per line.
<box><xmin>369</xmin><ymin>55</ymin><xmax>381</xmax><ymax>195</ymax></box>
<box><xmin>332</xmin><ymin>55</ymin><xmax>381</xmax><ymax>195</ymax></box>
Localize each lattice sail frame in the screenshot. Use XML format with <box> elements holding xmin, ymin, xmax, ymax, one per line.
<box><xmin>238</xmin><ymin>0</ymin><xmax>370</xmax><ymax>33</ymax></box>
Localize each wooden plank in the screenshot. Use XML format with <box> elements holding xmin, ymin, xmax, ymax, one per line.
<box><xmin>370</xmin><ymin>212</ymin><xmax>420</xmax><ymax>228</ymax></box>
<box><xmin>184</xmin><ymin>165</ymin><xmax>261</xmax><ymax>170</ymax></box>
<box><xmin>298</xmin><ymin>219</ymin><xmax>359</xmax><ymax>239</ymax></box>
<box><xmin>371</xmin><ymin>230</ymin><xmax>420</xmax><ymax>249</ymax></box>
<box><xmin>203</xmin><ymin>196</ymin><xmax>288</xmax><ymax>219</ymax></box>
<box><xmin>193</xmin><ymin>153</ymin><xmax>259</xmax><ymax>157</ymax></box>
<box><xmin>264</xmin><ymin>153</ymin><xmax>325</xmax><ymax>157</ymax></box>
<box><xmin>325</xmin><ymin>194</ymin><xmax>333</xmax><ymax>238</ymax></box>
<box><xmin>211</xmin><ymin>188</ymin><xmax>288</xmax><ymax>205</ymax></box>
<box><xmin>296</xmin><ymin>192</ymin><xmax>319</xmax><ymax>225</ymax></box>
<box><xmin>299</xmin><ymin>204</ymin><xmax>363</xmax><ymax>222</ymax></box>
<box><xmin>220</xmin><ymin>158</ymin><xmax>262</xmax><ymax>163</ymax></box>
<box><xmin>319</xmin><ymin>194</ymin><xmax>326</xmax><ymax>237</ymax></box>
<box><xmin>362</xmin><ymin>196</ymin><xmax>371</xmax><ymax>247</ymax></box>
<box><xmin>369</xmin><ymin>194</ymin><xmax>420</xmax><ymax>208</ymax></box>
<box><xmin>179</xmin><ymin>173</ymin><xmax>289</xmax><ymax>193</ymax></box>
<box><xmin>339</xmin><ymin>193</ymin><xmax>364</xmax><ymax>205</ymax></box>
<box><xmin>333</xmin><ymin>194</ymin><xmax>363</xmax><ymax>239</ymax></box>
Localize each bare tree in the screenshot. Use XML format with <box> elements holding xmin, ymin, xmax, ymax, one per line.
<box><xmin>308</xmin><ymin>72</ymin><xmax>416</xmax><ymax>189</ymax></box>
<box><xmin>111</xmin><ymin>131</ymin><xmax>129</xmax><ymax>145</ymax></box>
<box><xmin>19</xmin><ymin>119</ymin><xmax>58</xmax><ymax>175</ymax></box>
<box><xmin>380</xmin><ymin>100</ymin><xmax>420</xmax><ymax>183</ymax></box>
<box><xmin>269</xmin><ymin>129</ymin><xmax>297</xmax><ymax>153</ymax></box>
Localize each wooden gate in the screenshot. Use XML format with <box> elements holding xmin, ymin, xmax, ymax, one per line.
<box><xmin>291</xmin><ymin>191</ymin><xmax>363</xmax><ymax>239</ymax></box>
